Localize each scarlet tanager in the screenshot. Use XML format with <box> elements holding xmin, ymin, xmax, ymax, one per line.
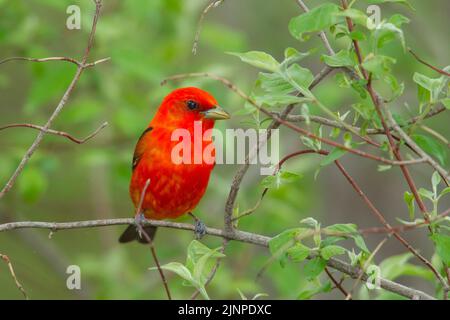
<box><xmin>119</xmin><ymin>87</ymin><xmax>230</xmax><ymax>243</ymax></box>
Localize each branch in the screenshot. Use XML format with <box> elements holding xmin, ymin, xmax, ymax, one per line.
<box><xmin>408</xmin><ymin>48</ymin><xmax>450</xmax><ymax>77</ymax></box>
<box><xmin>0</xmin><ymin>218</ymin><xmax>435</xmax><ymax>300</ymax></box>
<box><xmin>162</xmin><ymin>72</ymin><xmax>426</xmax><ymax>167</ymax></box>
<box><xmin>0</xmin><ymin>122</ymin><xmax>108</xmax><ymax>144</ymax></box>
<box><xmin>0</xmin><ymin>56</ymin><xmax>110</xmax><ymax>69</ymax></box>
<box><xmin>276</xmin><ymin>104</ymin><xmax>447</xmax><ymax>135</ymax></box>
<box><xmin>0</xmin><ymin>0</ymin><xmax>104</xmax><ymax>200</ymax></box>
<box><xmin>192</xmin><ymin>0</ymin><xmax>225</xmax><ymax>55</ymax></box>
<box><xmin>0</xmin><ymin>253</ymin><xmax>28</xmax><ymax>299</ymax></box>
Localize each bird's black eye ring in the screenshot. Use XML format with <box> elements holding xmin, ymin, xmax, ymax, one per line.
<box><xmin>187</xmin><ymin>100</ymin><xmax>199</xmax><ymax>110</ymax></box>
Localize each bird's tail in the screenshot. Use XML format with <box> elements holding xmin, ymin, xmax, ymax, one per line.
<box><xmin>118</xmin><ymin>225</ymin><xmax>157</xmax><ymax>244</ymax></box>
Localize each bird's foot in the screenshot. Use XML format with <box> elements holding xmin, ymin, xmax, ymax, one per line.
<box><xmin>135</xmin><ymin>212</ymin><xmax>146</xmax><ymax>239</ymax></box>
<box><xmin>189</xmin><ymin>212</ymin><xmax>206</xmax><ymax>240</ymax></box>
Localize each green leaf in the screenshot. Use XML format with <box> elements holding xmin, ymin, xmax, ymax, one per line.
<box><xmin>439</xmin><ymin>187</ymin><xmax>450</xmax><ymax>198</ymax></box>
<box><xmin>255</xmin><ymin>94</ymin><xmax>312</xmax><ymax>108</ymax></box>
<box><xmin>151</xmin><ymin>262</ymin><xmax>195</xmax><ymax>284</ymax></box>
<box><xmin>350</xmin><ymin>30</ymin><xmax>367</xmax><ymax>41</ymax></box>
<box><xmin>283</xmin><ymin>47</ymin><xmax>312</xmax><ymax>64</ymax></box>
<box><xmin>388</xmin><ymin>14</ymin><xmax>410</xmax><ymax>27</ymax></box>
<box><xmin>373</xmin><ymin>22</ymin><xmax>406</xmax><ymax>50</ymax></box>
<box><xmin>418</xmin><ymin>188</ymin><xmax>434</xmax><ymax>201</ymax></box>
<box><xmin>430</xmin><ymin>233</ymin><xmax>450</xmax><ymax>266</ymax></box>
<box><xmin>441</xmin><ymin>98</ymin><xmax>450</xmax><ymax>109</ymax></box>
<box><xmin>412</xmin><ymin>134</ymin><xmax>447</xmax><ymax>166</ymax></box>
<box><xmin>297</xmin><ymin>281</ymin><xmax>332</xmax><ymax>300</ymax></box>
<box><xmin>289</xmin><ymin>3</ymin><xmax>341</xmax><ymax>41</ymax></box>
<box><xmin>186</xmin><ymin>240</ymin><xmax>224</xmax><ymax>284</ymax></box>
<box><xmin>320</xmin><ymin>147</ymin><xmax>347</xmax><ymax>167</ymax></box>
<box><xmin>320</xmin><ymin>245</ymin><xmax>346</xmax><ymax>260</ymax></box>
<box><xmin>336</xmin><ymin>8</ymin><xmax>369</xmax><ymax>27</ymax></box>
<box><xmin>431</xmin><ymin>171</ymin><xmax>441</xmax><ymax>196</ymax></box>
<box><xmin>227</xmin><ymin>51</ymin><xmax>280</xmax><ymax>72</ymax></box>
<box><xmin>303</xmin><ymin>257</ymin><xmax>327</xmax><ymax>280</ymax></box>
<box><xmin>269</xmin><ymin>228</ymin><xmax>307</xmax><ymax>266</ymax></box>
<box><xmin>260</xmin><ymin>171</ymin><xmax>302</xmax><ymax>189</ymax></box>
<box><xmin>325</xmin><ymin>224</ymin><xmax>370</xmax><ymax>253</ymax></box>
<box><xmin>284</xmin><ymin>64</ymin><xmax>314</xmax><ymax>97</ymax></box>
<box><xmin>321</xmin><ymin>50</ymin><xmax>354</xmax><ymax>67</ymax></box>
<box><xmin>258</xmin><ymin>72</ymin><xmax>295</xmax><ymax>95</ymax></box>
<box><xmin>403</xmin><ymin>191</ymin><xmax>415</xmax><ymax>220</ymax></box>
<box><xmin>287</xmin><ymin>243</ymin><xmax>311</xmax><ymax>262</ymax></box>
<box><xmin>413</xmin><ymin>73</ymin><xmax>446</xmax><ymax>103</ymax></box>
<box><xmin>362</xmin><ymin>54</ymin><xmax>396</xmax><ymax>76</ymax></box>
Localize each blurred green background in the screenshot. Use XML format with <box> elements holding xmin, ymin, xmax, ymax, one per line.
<box><xmin>0</xmin><ymin>0</ymin><xmax>449</xmax><ymax>299</ymax></box>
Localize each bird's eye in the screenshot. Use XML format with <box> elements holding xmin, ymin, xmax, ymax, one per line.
<box><xmin>187</xmin><ymin>100</ymin><xmax>199</xmax><ymax>110</ymax></box>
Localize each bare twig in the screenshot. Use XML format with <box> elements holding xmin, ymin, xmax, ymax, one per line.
<box><xmin>0</xmin><ymin>253</ymin><xmax>28</xmax><ymax>299</ymax></box>
<box><xmin>0</xmin><ymin>218</ymin><xmax>435</xmax><ymax>300</ymax></box>
<box><xmin>192</xmin><ymin>0</ymin><xmax>225</xmax><ymax>55</ymax></box>
<box><xmin>134</xmin><ymin>179</ymin><xmax>172</xmax><ymax>300</ymax></box>
<box><xmin>0</xmin><ymin>122</ymin><xmax>108</xmax><ymax>144</ymax></box>
<box><xmin>0</xmin><ymin>0</ymin><xmax>104</xmax><ymax>200</ymax></box>
<box><xmin>325</xmin><ymin>267</ymin><xmax>350</xmax><ymax>298</ymax></box>
<box><xmin>408</xmin><ymin>48</ymin><xmax>450</xmax><ymax>77</ymax></box>
<box><xmin>0</xmin><ymin>56</ymin><xmax>110</xmax><ymax>69</ymax></box>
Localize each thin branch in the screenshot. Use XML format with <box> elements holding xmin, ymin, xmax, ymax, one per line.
<box><xmin>345</xmin><ymin>236</ymin><xmax>390</xmax><ymax>300</ymax></box>
<box><xmin>250</xmin><ymin>148</ymin><xmax>446</xmax><ymax>288</ymax></box>
<box><xmin>0</xmin><ymin>56</ymin><xmax>110</xmax><ymax>69</ymax></box>
<box><xmin>325</xmin><ymin>267</ymin><xmax>350</xmax><ymax>298</ymax></box>
<box><xmin>408</xmin><ymin>48</ymin><xmax>450</xmax><ymax>77</ymax></box>
<box><xmin>0</xmin><ymin>218</ymin><xmax>435</xmax><ymax>300</ymax></box>
<box><xmin>276</xmin><ymin>104</ymin><xmax>447</xmax><ymax>135</ymax></box>
<box><xmin>162</xmin><ymin>72</ymin><xmax>426</xmax><ymax>166</ymax></box>
<box><xmin>0</xmin><ymin>122</ymin><xmax>108</xmax><ymax>144</ymax></box>
<box><xmin>340</xmin><ymin>0</ymin><xmax>435</xmax><ymax>225</ymax></box>
<box><xmin>192</xmin><ymin>0</ymin><xmax>225</xmax><ymax>55</ymax></box>
<box><xmin>134</xmin><ymin>179</ymin><xmax>172</xmax><ymax>300</ymax></box>
<box><xmin>0</xmin><ymin>253</ymin><xmax>28</xmax><ymax>299</ymax></box>
<box><xmin>0</xmin><ymin>0</ymin><xmax>104</xmax><ymax>200</ymax></box>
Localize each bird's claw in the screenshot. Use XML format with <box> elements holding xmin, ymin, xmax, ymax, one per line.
<box><xmin>194</xmin><ymin>219</ymin><xmax>207</xmax><ymax>240</ymax></box>
<box><xmin>135</xmin><ymin>212</ymin><xmax>146</xmax><ymax>238</ymax></box>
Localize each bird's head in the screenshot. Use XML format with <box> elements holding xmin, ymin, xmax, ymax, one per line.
<box><xmin>152</xmin><ymin>87</ymin><xmax>230</xmax><ymax>129</ymax></box>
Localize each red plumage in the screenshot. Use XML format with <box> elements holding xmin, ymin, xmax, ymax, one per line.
<box><xmin>119</xmin><ymin>87</ymin><xmax>229</xmax><ymax>243</ymax></box>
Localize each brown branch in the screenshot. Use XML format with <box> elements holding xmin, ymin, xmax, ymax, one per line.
<box><xmin>0</xmin><ymin>253</ymin><xmax>28</xmax><ymax>299</ymax></box>
<box><xmin>247</xmin><ymin>148</ymin><xmax>446</xmax><ymax>288</ymax></box>
<box><xmin>162</xmin><ymin>72</ymin><xmax>426</xmax><ymax>167</ymax></box>
<box><xmin>0</xmin><ymin>56</ymin><xmax>110</xmax><ymax>69</ymax></box>
<box><xmin>192</xmin><ymin>0</ymin><xmax>225</xmax><ymax>55</ymax></box>
<box><xmin>0</xmin><ymin>218</ymin><xmax>436</xmax><ymax>300</ymax></box>
<box><xmin>341</xmin><ymin>0</ymin><xmax>438</xmax><ymax>219</ymax></box>
<box><xmin>0</xmin><ymin>122</ymin><xmax>108</xmax><ymax>144</ymax></box>
<box><xmin>134</xmin><ymin>179</ymin><xmax>172</xmax><ymax>300</ymax></box>
<box><xmin>408</xmin><ymin>48</ymin><xmax>450</xmax><ymax>77</ymax></box>
<box><xmin>0</xmin><ymin>0</ymin><xmax>104</xmax><ymax>200</ymax></box>
<box><xmin>277</xmin><ymin>104</ymin><xmax>447</xmax><ymax>135</ymax></box>
<box><xmin>325</xmin><ymin>267</ymin><xmax>350</xmax><ymax>299</ymax></box>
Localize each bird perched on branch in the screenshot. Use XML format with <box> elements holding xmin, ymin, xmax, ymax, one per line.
<box><xmin>119</xmin><ymin>87</ymin><xmax>230</xmax><ymax>244</ymax></box>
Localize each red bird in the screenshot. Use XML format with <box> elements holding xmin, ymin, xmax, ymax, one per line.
<box><xmin>119</xmin><ymin>87</ymin><xmax>230</xmax><ymax>243</ymax></box>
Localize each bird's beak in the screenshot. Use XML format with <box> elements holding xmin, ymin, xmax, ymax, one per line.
<box><xmin>201</xmin><ymin>106</ymin><xmax>230</xmax><ymax>120</ymax></box>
